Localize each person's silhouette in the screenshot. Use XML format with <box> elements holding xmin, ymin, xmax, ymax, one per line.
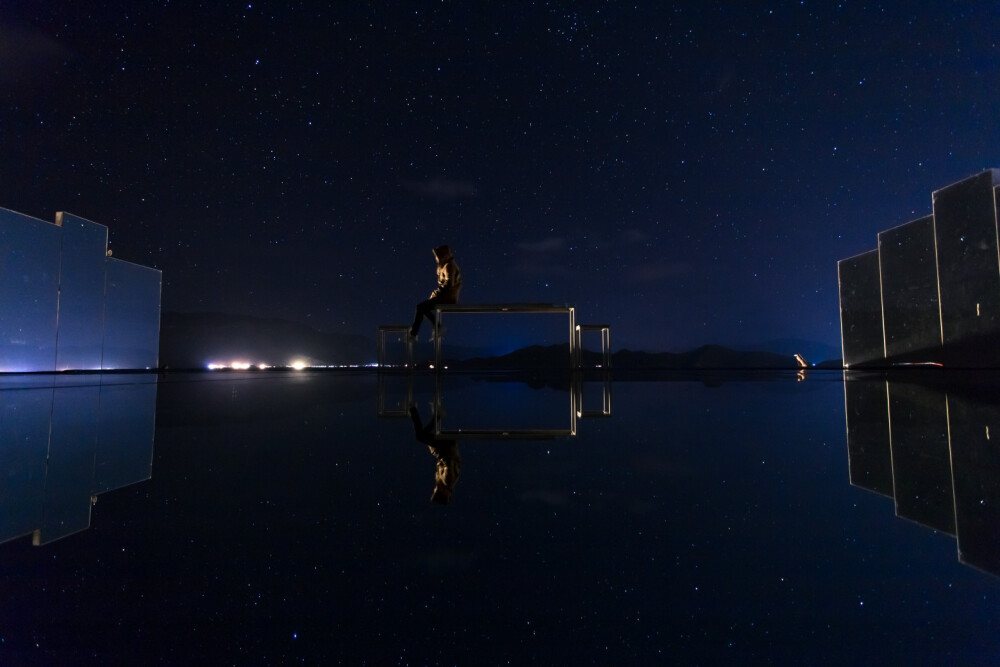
<box><xmin>409</xmin><ymin>404</ymin><xmax>461</xmax><ymax>504</ymax></box>
<box><xmin>409</xmin><ymin>245</ymin><xmax>462</xmax><ymax>339</ymax></box>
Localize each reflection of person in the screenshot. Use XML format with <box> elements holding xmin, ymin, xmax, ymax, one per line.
<box><xmin>410</xmin><ymin>405</ymin><xmax>461</xmax><ymax>504</ymax></box>
<box><xmin>409</xmin><ymin>245</ymin><xmax>462</xmax><ymax>339</ymax></box>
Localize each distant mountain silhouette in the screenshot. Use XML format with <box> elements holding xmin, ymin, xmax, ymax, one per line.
<box><xmin>734</xmin><ymin>338</ymin><xmax>840</xmax><ymax>365</ymax></box>
<box><xmin>157</xmin><ymin>312</ymin><xmax>841</xmax><ymax>370</ymax></box>
<box><xmin>158</xmin><ymin>312</ymin><xmax>372</xmax><ymax>369</ymax></box>
<box><xmin>452</xmin><ymin>343</ymin><xmax>806</xmax><ymax>370</ymax></box>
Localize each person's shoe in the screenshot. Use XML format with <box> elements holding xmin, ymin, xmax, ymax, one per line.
<box><xmin>406</xmin><ymin>330</ymin><xmax>418</xmax><ymax>342</ymax></box>
<box><xmin>429</xmin><ymin>326</ymin><xmax>447</xmax><ymax>342</ymax></box>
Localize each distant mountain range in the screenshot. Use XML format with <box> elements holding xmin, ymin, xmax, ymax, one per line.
<box><xmin>733</xmin><ymin>338</ymin><xmax>841</xmax><ymax>365</ymax></box>
<box><xmin>158</xmin><ymin>312</ymin><xmax>842</xmax><ymax>370</ymax></box>
<box><xmin>454</xmin><ymin>344</ymin><xmax>815</xmax><ymax>370</ymax></box>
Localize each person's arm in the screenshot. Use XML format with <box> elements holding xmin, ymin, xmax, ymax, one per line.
<box><xmin>429</xmin><ymin>263</ymin><xmax>451</xmax><ymax>298</ymax></box>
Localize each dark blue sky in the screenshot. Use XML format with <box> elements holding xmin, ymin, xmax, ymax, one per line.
<box><xmin>3</xmin><ymin>2</ymin><xmax>998</xmax><ymax>352</ymax></box>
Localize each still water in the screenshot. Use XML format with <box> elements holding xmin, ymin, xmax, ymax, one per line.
<box><xmin>1</xmin><ymin>370</ymin><xmax>998</xmax><ymax>664</ymax></box>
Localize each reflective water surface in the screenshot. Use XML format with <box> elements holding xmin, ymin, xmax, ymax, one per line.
<box><xmin>2</xmin><ymin>370</ymin><xmax>999</xmax><ymax>664</ymax></box>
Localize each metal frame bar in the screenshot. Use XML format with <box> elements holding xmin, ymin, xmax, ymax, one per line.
<box><xmin>376</xmin><ymin>325</ymin><xmax>413</xmax><ymax>368</ymax></box>
<box><xmin>431</xmin><ymin>303</ymin><xmax>576</xmax><ymax>368</ymax></box>
<box><xmin>575</xmin><ymin>324</ymin><xmax>612</xmax><ymax>368</ymax></box>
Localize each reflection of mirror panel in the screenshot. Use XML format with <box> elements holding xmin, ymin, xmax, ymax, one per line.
<box><xmin>945</xmin><ymin>393</ymin><xmax>1000</xmax><ymax>576</ymax></box>
<box><xmin>94</xmin><ymin>379</ymin><xmax>157</xmax><ymax>493</ymax></box>
<box><xmin>103</xmin><ymin>259</ymin><xmax>162</xmax><ymax>370</ymax></box>
<box><xmin>931</xmin><ymin>170</ymin><xmax>1000</xmax><ymax>344</ymax></box>
<box><xmin>878</xmin><ymin>216</ymin><xmax>941</xmax><ymax>359</ymax></box>
<box><xmin>54</xmin><ymin>213</ymin><xmax>109</xmax><ymax>371</ymax></box>
<box><xmin>0</xmin><ymin>375</ymin><xmax>158</xmax><ymax>547</ymax></box>
<box><xmin>886</xmin><ymin>382</ymin><xmax>954</xmax><ymax>534</ymax></box>
<box><xmin>844</xmin><ymin>375</ymin><xmax>893</xmax><ymax>496</ymax></box>
<box><xmin>0</xmin><ymin>381</ymin><xmax>54</xmax><ymax>542</ymax></box>
<box><xmin>36</xmin><ymin>384</ymin><xmax>102</xmax><ymax>545</ymax></box>
<box><xmin>838</xmin><ymin>250</ymin><xmax>885</xmax><ymax>367</ymax></box>
<box><xmin>0</xmin><ymin>208</ymin><xmax>61</xmax><ymax>372</ymax></box>
<box><xmin>844</xmin><ymin>372</ymin><xmax>1000</xmax><ymax>578</ymax></box>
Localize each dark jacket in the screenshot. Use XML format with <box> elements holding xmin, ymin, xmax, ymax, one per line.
<box><xmin>429</xmin><ymin>245</ymin><xmax>462</xmax><ymax>303</ymax></box>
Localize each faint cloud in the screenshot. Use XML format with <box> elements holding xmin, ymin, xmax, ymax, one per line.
<box><xmin>627</xmin><ymin>262</ymin><xmax>689</xmax><ymax>284</ymax></box>
<box><xmin>0</xmin><ymin>24</ymin><xmax>72</xmax><ymax>87</ymax></box>
<box><xmin>511</xmin><ymin>261</ymin><xmax>577</xmax><ymax>279</ymax></box>
<box><xmin>511</xmin><ymin>237</ymin><xmax>574</xmax><ymax>278</ymax></box>
<box><xmin>517</xmin><ymin>237</ymin><xmax>566</xmax><ymax>253</ymax></box>
<box><xmin>403</xmin><ymin>177</ymin><xmax>478</xmax><ymax>200</ymax></box>
<box><xmin>622</xmin><ymin>229</ymin><xmax>651</xmax><ymax>243</ymax></box>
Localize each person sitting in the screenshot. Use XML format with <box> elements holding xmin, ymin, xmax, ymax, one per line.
<box><xmin>409</xmin><ymin>245</ymin><xmax>462</xmax><ymax>339</ymax></box>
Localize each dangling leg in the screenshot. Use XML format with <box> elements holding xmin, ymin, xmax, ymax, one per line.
<box><xmin>410</xmin><ymin>299</ymin><xmax>436</xmax><ymax>337</ymax></box>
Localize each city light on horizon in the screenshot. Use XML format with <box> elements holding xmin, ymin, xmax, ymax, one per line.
<box><xmin>203</xmin><ymin>358</ymin><xmax>373</xmax><ymax>371</ymax></box>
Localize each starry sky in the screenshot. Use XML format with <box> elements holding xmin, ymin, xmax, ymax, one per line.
<box><xmin>2</xmin><ymin>1</ymin><xmax>998</xmax><ymax>353</ymax></box>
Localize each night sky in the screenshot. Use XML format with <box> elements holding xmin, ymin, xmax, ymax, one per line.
<box><xmin>3</xmin><ymin>2</ymin><xmax>998</xmax><ymax>353</ymax></box>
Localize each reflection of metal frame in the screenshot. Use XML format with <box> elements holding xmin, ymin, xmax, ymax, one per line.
<box><xmin>376</xmin><ymin>371</ymin><xmax>613</xmax><ymax>436</ymax></box>
<box><xmin>576</xmin><ymin>372</ymin><xmax>612</xmax><ymax>418</ymax></box>
<box><xmin>432</xmin><ymin>372</ymin><xmax>578</xmax><ymax>438</ymax></box>
<box><xmin>376</xmin><ymin>371</ymin><xmax>414</xmax><ymax>417</ymax></box>
<box><xmin>376</xmin><ymin>325</ymin><xmax>413</xmax><ymax>368</ymax></box>
<box><xmin>432</xmin><ymin>303</ymin><xmax>577</xmax><ymax>368</ymax></box>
